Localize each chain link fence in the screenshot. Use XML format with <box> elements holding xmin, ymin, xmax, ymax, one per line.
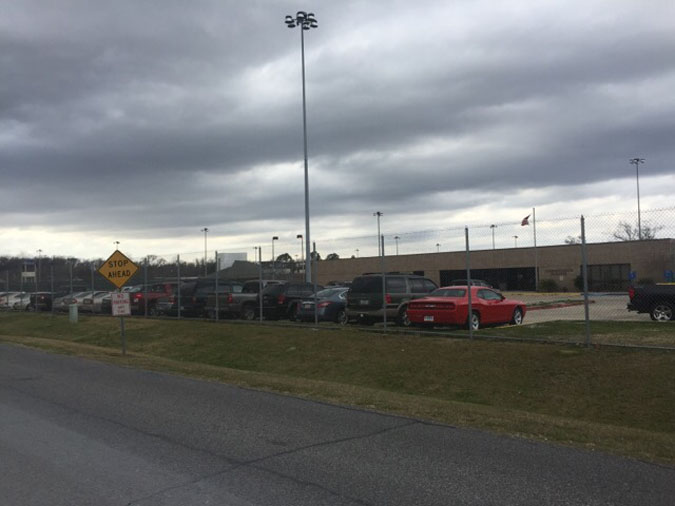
<box><xmin>1</xmin><ymin>207</ymin><xmax>673</xmax><ymax>348</ymax></box>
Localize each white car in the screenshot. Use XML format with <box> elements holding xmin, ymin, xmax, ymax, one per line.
<box><xmin>0</xmin><ymin>292</ymin><xmax>23</xmax><ymax>309</ymax></box>
<box><xmin>10</xmin><ymin>292</ymin><xmax>32</xmax><ymax>311</ymax></box>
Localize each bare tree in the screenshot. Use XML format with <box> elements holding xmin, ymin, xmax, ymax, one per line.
<box><xmin>612</xmin><ymin>221</ymin><xmax>663</xmax><ymax>241</ymax></box>
<box><xmin>325</xmin><ymin>253</ymin><xmax>340</xmax><ymax>260</ymax></box>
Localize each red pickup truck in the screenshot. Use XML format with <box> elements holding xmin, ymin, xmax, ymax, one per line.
<box><xmin>129</xmin><ymin>283</ymin><xmax>180</xmax><ymax>316</ymax></box>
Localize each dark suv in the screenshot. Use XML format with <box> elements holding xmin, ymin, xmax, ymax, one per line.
<box><xmin>346</xmin><ymin>273</ymin><xmax>438</xmax><ymax>326</ymax></box>
<box><xmin>260</xmin><ymin>282</ymin><xmax>324</xmax><ymax>320</ymax></box>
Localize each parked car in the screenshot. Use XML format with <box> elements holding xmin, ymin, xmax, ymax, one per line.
<box><xmin>407</xmin><ymin>286</ymin><xmax>526</xmax><ymax>330</ymax></box>
<box><xmin>127</xmin><ymin>283</ymin><xmax>180</xmax><ymax>315</ymax></box>
<box><xmin>81</xmin><ymin>291</ymin><xmax>112</xmax><ymax>313</ymax></box>
<box><xmin>204</xmin><ymin>280</ymin><xmax>283</xmax><ymax>320</ymax></box>
<box><xmin>0</xmin><ymin>292</ymin><xmax>22</xmax><ymax>309</ymax></box>
<box><xmin>260</xmin><ymin>282</ymin><xmax>324</xmax><ymax>320</ymax></box>
<box><xmin>449</xmin><ymin>279</ymin><xmax>493</xmax><ymax>288</ymax></box>
<box><xmin>12</xmin><ymin>292</ymin><xmax>32</xmax><ymax>311</ymax></box>
<box><xmin>627</xmin><ymin>284</ymin><xmax>675</xmax><ymax>321</ymax></box>
<box><xmin>156</xmin><ymin>279</ymin><xmax>243</xmax><ymax>318</ymax></box>
<box><xmin>346</xmin><ymin>273</ymin><xmax>438</xmax><ymax>326</ymax></box>
<box><xmin>28</xmin><ymin>292</ymin><xmax>53</xmax><ymax>311</ymax></box>
<box><xmin>296</xmin><ymin>286</ymin><xmax>349</xmax><ymax>323</ymax></box>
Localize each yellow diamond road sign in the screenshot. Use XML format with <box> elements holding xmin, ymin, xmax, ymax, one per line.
<box><xmin>98</xmin><ymin>250</ymin><xmax>139</xmax><ymax>289</ymax></box>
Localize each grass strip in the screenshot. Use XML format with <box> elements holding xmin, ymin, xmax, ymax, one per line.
<box><xmin>1</xmin><ymin>313</ymin><xmax>673</xmax><ymax>465</ymax></box>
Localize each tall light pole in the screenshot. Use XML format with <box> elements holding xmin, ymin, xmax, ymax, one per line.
<box><xmin>272</xmin><ymin>236</ymin><xmax>279</xmax><ymax>279</ymax></box>
<box><xmin>355</xmin><ymin>249</ymin><xmax>359</xmax><ymax>258</ymax></box>
<box><xmin>394</xmin><ymin>236</ymin><xmax>400</xmax><ymax>255</ymax></box>
<box><xmin>436</xmin><ymin>243</ymin><xmax>441</xmax><ymax>253</ymax></box>
<box><xmin>285</xmin><ymin>11</ymin><xmax>318</xmax><ymax>282</ymax></box>
<box><xmin>296</xmin><ymin>234</ymin><xmax>304</xmax><ymax>263</ymax></box>
<box><xmin>513</xmin><ymin>235</ymin><xmax>519</xmax><ymax>248</ymax></box>
<box><xmin>114</xmin><ymin>241</ymin><xmax>120</xmax><ymax>249</ymax></box>
<box><xmin>373</xmin><ymin>211</ymin><xmax>383</xmax><ymax>256</ymax></box>
<box><xmin>201</xmin><ymin>228</ymin><xmax>208</xmax><ymax>276</ymax></box>
<box><xmin>490</xmin><ymin>224</ymin><xmax>497</xmax><ymax>250</ymax></box>
<box><xmin>629</xmin><ymin>158</ymin><xmax>645</xmax><ymax>240</ymax></box>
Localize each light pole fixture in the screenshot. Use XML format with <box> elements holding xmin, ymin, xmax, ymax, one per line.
<box><xmin>272</xmin><ymin>236</ymin><xmax>279</xmax><ymax>279</ymax></box>
<box><xmin>114</xmin><ymin>241</ymin><xmax>120</xmax><ymax>249</ymax></box>
<box><xmin>629</xmin><ymin>157</ymin><xmax>645</xmax><ymax>240</ymax></box>
<box><xmin>490</xmin><ymin>224</ymin><xmax>497</xmax><ymax>250</ymax></box>
<box><xmin>513</xmin><ymin>235</ymin><xmax>519</xmax><ymax>248</ymax></box>
<box><xmin>285</xmin><ymin>11</ymin><xmax>318</xmax><ymax>283</ymax></box>
<box><xmin>373</xmin><ymin>211</ymin><xmax>383</xmax><ymax>256</ymax></box>
<box><xmin>201</xmin><ymin>228</ymin><xmax>209</xmax><ymax>276</ymax></box>
<box><xmin>355</xmin><ymin>248</ymin><xmax>359</xmax><ymax>258</ymax></box>
<box><xmin>436</xmin><ymin>243</ymin><xmax>441</xmax><ymax>253</ymax></box>
<box><xmin>394</xmin><ymin>236</ymin><xmax>400</xmax><ymax>256</ymax></box>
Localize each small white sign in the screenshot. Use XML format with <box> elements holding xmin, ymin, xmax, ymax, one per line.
<box><xmin>111</xmin><ymin>292</ymin><xmax>131</xmax><ymax>316</ymax></box>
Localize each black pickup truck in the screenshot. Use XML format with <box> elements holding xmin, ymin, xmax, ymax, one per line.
<box><xmin>627</xmin><ymin>284</ymin><xmax>675</xmax><ymax>321</ymax></box>
<box><xmin>204</xmin><ymin>280</ymin><xmax>283</xmax><ymax>320</ymax></box>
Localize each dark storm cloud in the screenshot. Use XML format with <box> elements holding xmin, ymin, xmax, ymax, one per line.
<box><xmin>1</xmin><ymin>0</ymin><xmax>674</xmax><ymax>248</ymax></box>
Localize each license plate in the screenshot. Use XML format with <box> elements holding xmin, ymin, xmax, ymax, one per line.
<box><xmin>360</xmin><ymin>300</ymin><xmax>369</xmax><ymax>305</ymax></box>
<box><xmin>424</xmin><ymin>315</ymin><xmax>434</xmax><ymax>322</ymax></box>
<box><xmin>303</xmin><ymin>303</ymin><xmax>312</xmax><ymax>309</ymax></box>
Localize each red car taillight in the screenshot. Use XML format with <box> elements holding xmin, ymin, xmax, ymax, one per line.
<box><xmin>628</xmin><ymin>287</ymin><xmax>635</xmax><ymax>300</ymax></box>
<box><xmin>277</xmin><ymin>294</ymin><xmax>286</xmax><ymax>305</ymax></box>
<box><xmin>227</xmin><ymin>293</ymin><xmax>233</xmax><ymax>303</ymax></box>
<box><xmin>134</xmin><ymin>293</ymin><xmax>142</xmax><ymax>300</ymax></box>
<box><xmin>385</xmin><ymin>293</ymin><xmax>392</xmax><ymax>304</ymax></box>
<box><xmin>318</xmin><ymin>301</ymin><xmax>331</xmax><ymax>308</ymax></box>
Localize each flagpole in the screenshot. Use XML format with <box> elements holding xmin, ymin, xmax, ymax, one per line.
<box><xmin>533</xmin><ymin>207</ymin><xmax>539</xmax><ymax>291</ymax></box>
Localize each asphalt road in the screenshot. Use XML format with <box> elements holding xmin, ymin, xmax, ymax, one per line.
<box><xmin>1</xmin><ymin>344</ymin><xmax>673</xmax><ymax>506</ymax></box>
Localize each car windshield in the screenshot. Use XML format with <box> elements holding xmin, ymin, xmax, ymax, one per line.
<box><xmin>430</xmin><ymin>288</ymin><xmax>466</xmax><ymax>297</ymax></box>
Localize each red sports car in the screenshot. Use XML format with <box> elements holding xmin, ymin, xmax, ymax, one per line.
<box><xmin>406</xmin><ymin>286</ymin><xmax>526</xmax><ymax>330</ymax></box>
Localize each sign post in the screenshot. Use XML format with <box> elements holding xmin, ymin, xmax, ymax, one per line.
<box><xmin>98</xmin><ymin>250</ymin><xmax>139</xmax><ymax>356</ymax></box>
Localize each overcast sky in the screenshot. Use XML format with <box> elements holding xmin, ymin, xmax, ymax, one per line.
<box><xmin>1</xmin><ymin>0</ymin><xmax>674</xmax><ymax>262</ymax></box>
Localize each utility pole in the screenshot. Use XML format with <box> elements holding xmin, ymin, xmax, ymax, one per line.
<box><xmin>629</xmin><ymin>158</ymin><xmax>645</xmax><ymax>240</ymax></box>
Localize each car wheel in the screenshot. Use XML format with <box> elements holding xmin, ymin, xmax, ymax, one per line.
<box><xmin>288</xmin><ymin>304</ymin><xmax>300</xmax><ymax>321</ymax></box>
<box><xmin>396</xmin><ymin>307</ymin><xmax>411</xmax><ymax>327</ymax></box>
<box><xmin>149</xmin><ymin>305</ymin><xmax>159</xmax><ymax>317</ymax></box>
<box><xmin>26</xmin><ymin>304</ymin><xmax>35</xmax><ymax>312</ymax></box>
<box><xmin>336</xmin><ymin>309</ymin><xmax>348</xmax><ymax>325</ymax></box>
<box><xmin>511</xmin><ymin>307</ymin><xmax>524</xmax><ymax>325</ymax></box>
<box><xmin>468</xmin><ymin>311</ymin><xmax>480</xmax><ymax>331</ymax></box>
<box><xmin>650</xmin><ymin>302</ymin><xmax>674</xmax><ymax>322</ymax></box>
<box><xmin>241</xmin><ymin>304</ymin><xmax>256</xmax><ymax>321</ymax></box>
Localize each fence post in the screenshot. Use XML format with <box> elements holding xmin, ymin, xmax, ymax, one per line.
<box><xmin>143</xmin><ymin>259</ymin><xmax>148</xmax><ymax>317</ymax></box>
<box><xmin>69</xmin><ymin>261</ymin><xmax>73</xmax><ymax>294</ymax></box>
<box><xmin>313</xmin><ymin>242</ymin><xmax>319</xmax><ymax>325</ymax></box>
<box><xmin>465</xmin><ymin>227</ymin><xmax>473</xmax><ymax>339</ymax></box>
<box><xmin>177</xmin><ymin>255</ymin><xmax>181</xmax><ymax>319</ymax></box>
<box><xmin>381</xmin><ymin>235</ymin><xmax>387</xmax><ymax>331</ymax></box>
<box><xmin>50</xmin><ymin>261</ymin><xmax>55</xmax><ymax>315</ymax></box>
<box><xmin>215</xmin><ymin>250</ymin><xmax>219</xmax><ymax>321</ymax></box>
<box><xmin>581</xmin><ymin>216</ymin><xmax>591</xmax><ymax>347</ymax></box>
<box><xmin>258</xmin><ymin>246</ymin><xmax>263</xmax><ymax>323</ymax></box>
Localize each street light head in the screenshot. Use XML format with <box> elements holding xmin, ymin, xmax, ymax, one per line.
<box><xmin>272</xmin><ymin>236</ymin><xmax>279</xmax><ymax>241</ymax></box>
<box><xmin>296</xmin><ymin>11</ymin><xmax>306</xmax><ymax>20</ymax></box>
<box><xmin>296</xmin><ymin>234</ymin><xmax>303</xmax><ymax>239</ymax></box>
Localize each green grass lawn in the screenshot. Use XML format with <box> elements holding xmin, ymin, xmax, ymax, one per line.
<box><xmin>1</xmin><ymin>312</ymin><xmax>674</xmax><ymax>464</ymax></box>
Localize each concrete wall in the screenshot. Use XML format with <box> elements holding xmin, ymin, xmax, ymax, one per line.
<box><xmin>316</xmin><ymin>239</ymin><xmax>675</xmax><ymax>291</ymax></box>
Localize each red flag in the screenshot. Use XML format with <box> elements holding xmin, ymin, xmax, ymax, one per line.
<box><xmin>521</xmin><ymin>215</ymin><xmax>530</xmax><ymax>226</ymax></box>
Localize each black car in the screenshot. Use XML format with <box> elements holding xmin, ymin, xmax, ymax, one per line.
<box><xmin>260</xmin><ymin>282</ymin><xmax>324</xmax><ymax>320</ymax></box>
<box><xmin>346</xmin><ymin>273</ymin><xmax>438</xmax><ymax>326</ymax></box>
<box><xmin>28</xmin><ymin>292</ymin><xmax>53</xmax><ymax>311</ymax></box>
<box><xmin>296</xmin><ymin>287</ymin><xmax>349</xmax><ymax>324</ymax></box>
<box><xmin>167</xmin><ymin>279</ymin><xmax>243</xmax><ymax>317</ymax></box>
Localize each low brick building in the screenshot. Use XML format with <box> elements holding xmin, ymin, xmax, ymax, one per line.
<box><xmin>315</xmin><ymin>239</ymin><xmax>675</xmax><ymax>292</ymax></box>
